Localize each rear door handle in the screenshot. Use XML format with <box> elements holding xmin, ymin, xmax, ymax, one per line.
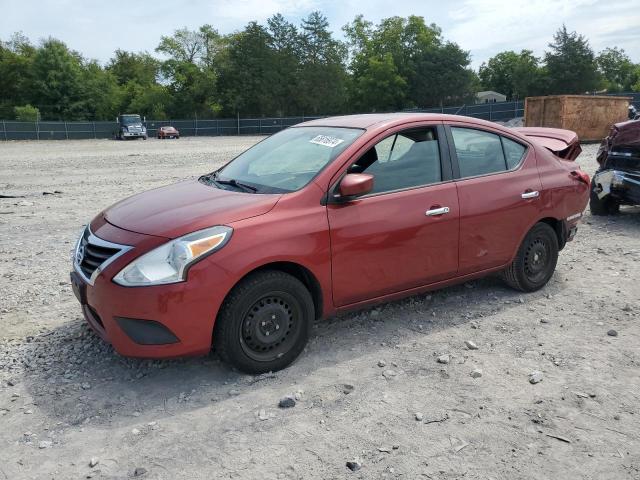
<box><xmin>521</xmin><ymin>191</ymin><xmax>540</xmax><ymax>199</ymax></box>
<box><xmin>425</xmin><ymin>206</ymin><xmax>450</xmax><ymax>216</ymax></box>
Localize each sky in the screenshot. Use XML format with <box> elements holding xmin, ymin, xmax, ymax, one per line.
<box><xmin>2</xmin><ymin>0</ymin><xmax>639</xmax><ymax>69</ymax></box>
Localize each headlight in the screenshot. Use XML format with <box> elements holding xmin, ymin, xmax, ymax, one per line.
<box><xmin>113</xmin><ymin>226</ymin><xmax>232</xmax><ymax>286</ymax></box>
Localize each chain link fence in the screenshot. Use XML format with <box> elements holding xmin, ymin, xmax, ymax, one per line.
<box><xmin>3</xmin><ymin>94</ymin><xmax>639</xmax><ymax>141</ymax></box>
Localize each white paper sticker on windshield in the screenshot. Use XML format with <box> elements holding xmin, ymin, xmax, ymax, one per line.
<box><xmin>309</xmin><ymin>135</ymin><xmax>344</xmax><ymax>148</ymax></box>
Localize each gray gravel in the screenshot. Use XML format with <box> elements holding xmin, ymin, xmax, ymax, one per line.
<box><xmin>0</xmin><ymin>138</ymin><xmax>639</xmax><ymax>479</ymax></box>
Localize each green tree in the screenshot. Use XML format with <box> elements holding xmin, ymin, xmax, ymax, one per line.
<box><xmin>350</xmin><ymin>53</ymin><xmax>407</xmax><ymax>111</ymax></box>
<box><xmin>82</xmin><ymin>61</ymin><xmax>123</xmax><ymax>120</ymax></box>
<box><xmin>544</xmin><ymin>25</ymin><xmax>599</xmax><ymax>94</ymax></box>
<box><xmin>216</xmin><ymin>22</ymin><xmax>279</xmax><ymax>115</ymax></box>
<box><xmin>0</xmin><ymin>37</ymin><xmax>35</xmax><ymax>118</ymax></box>
<box><xmin>267</xmin><ymin>14</ymin><xmax>302</xmax><ymax>115</ymax></box>
<box><xmin>29</xmin><ymin>38</ymin><xmax>86</xmax><ymax>120</ymax></box>
<box><xmin>344</xmin><ymin>15</ymin><xmax>475</xmax><ymax>109</ymax></box>
<box><xmin>157</xmin><ymin>27</ymin><xmax>205</xmax><ymax>63</ymax></box>
<box><xmin>125</xmin><ymin>82</ymin><xmax>172</xmax><ymax>119</ymax></box>
<box><xmin>298</xmin><ymin>12</ymin><xmax>347</xmax><ymax>114</ymax></box>
<box><xmin>596</xmin><ymin>47</ymin><xmax>637</xmax><ymax>92</ymax></box>
<box><xmin>479</xmin><ymin>50</ymin><xmax>544</xmax><ymax>100</ymax></box>
<box><xmin>107</xmin><ymin>50</ymin><xmax>159</xmax><ymax>86</ymax></box>
<box><xmin>13</xmin><ymin>104</ymin><xmax>39</xmax><ymax>121</ymax></box>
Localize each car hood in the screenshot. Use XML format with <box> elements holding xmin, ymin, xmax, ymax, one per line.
<box><xmin>103</xmin><ymin>179</ymin><xmax>281</xmax><ymax>239</ymax></box>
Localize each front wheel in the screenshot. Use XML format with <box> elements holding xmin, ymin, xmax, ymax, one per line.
<box><xmin>501</xmin><ymin>222</ymin><xmax>559</xmax><ymax>292</ymax></box>
<box><xmin>214</xmin><ymin>270</ymin><xmax>313</xmax><ymax>373</ymax></box>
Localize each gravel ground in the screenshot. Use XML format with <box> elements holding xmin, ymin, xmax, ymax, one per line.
<box><xmin>0</xmin><ymin>137</ymin><xmax>639</xmax><ymax>480</ymax></box>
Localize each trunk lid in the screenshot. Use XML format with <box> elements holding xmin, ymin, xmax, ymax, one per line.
<box><xmin>513</xmin><ymin>127</ymin><xmax>582</xmax><ymax>161</ymax></box>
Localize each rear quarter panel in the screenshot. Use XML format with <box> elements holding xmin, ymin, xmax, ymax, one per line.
<box><xmin>535</xmin><ymin>147</ymin><xmax>590</xmax><ymax>222</ymax></box>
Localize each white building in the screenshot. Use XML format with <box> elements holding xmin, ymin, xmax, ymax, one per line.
<box><xmin>476</xmin><ymin>91</ymin><xmax>507</xmax><ymax>104</ymax></box>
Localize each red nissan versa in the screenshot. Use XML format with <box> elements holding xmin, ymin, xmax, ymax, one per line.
<box><xmin>71</xmin><ymin>113</ymin><xmax>590</xmax><ymax>373</ymax></box>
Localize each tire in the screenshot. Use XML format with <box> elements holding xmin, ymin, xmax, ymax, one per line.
<box><xmin>589</xmin><ymin>176</ymin><xmax>619</xmax><ymax>215</ymax></box>
<box><xmin>501</xmin><ymin>222</ymin><xmax>559</xmax><ymax>292</ymax></box>
<box><xmin>214</xmin><ymin>270</ymin><xmax>314</xmax><ymax>373</ymax></box>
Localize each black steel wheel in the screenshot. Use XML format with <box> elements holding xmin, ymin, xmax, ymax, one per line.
<box><xmin>502</xmin><ymin>222</ymin><xmax>559</xmax><ymax>292</ymax></box>
<box><xmin>239</xmin><ymin>293</ymin><xmax>303</xmax><ymax>363</ymax></box>
<box><xmin>214</xmin><ymin>270</ymin><xmax>313</xmax><ymax>373</ymax></box>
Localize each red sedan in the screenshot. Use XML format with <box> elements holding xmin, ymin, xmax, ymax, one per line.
<box><xmin>71</xmin><ymin>113</ymin><xmax>590</xmax><ymax>373</ymax></box>
<box><xmin>157</xmin><ymin>126</ymin><xmax>180</xmax><ymax>139</ymax></box>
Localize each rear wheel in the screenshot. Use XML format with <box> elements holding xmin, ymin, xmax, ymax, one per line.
<box><xmin>590</xmin><ymin>176</ymin><xmax>619</xmax><ymax>215</ymax></box>
<box><xmin>214</xmin><ymin>270</ymin><xmax>313</xmax><ymax>373</ymax></box>
<box><xmin>501</xmin><ymin>222</ymin><xmax>559</xmax><ymax>292</ymax></box>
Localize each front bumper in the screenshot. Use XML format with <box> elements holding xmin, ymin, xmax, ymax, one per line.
<box><xmin>593</xmin><ymin>169</ymin><xmax>640</xmax><ymax>205</ymax></box>
<box><xmin>70</xmin><ymin>219</ymin><xmax>230</xmax><ymax>358</ymax></box>
<box><xmin>122</xmin><ymin>130</ymin><xmax>146</xmax><ymax>138</ymax></box>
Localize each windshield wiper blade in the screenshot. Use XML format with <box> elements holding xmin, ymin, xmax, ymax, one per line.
<box><xmin>208</xmin><ymin>172</ymin><xmax>258</xmax><ymax>193</ymax></box>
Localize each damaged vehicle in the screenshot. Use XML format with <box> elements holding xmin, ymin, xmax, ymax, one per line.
<box><xmin>71</xmin><ymin>113</ymin><xmax>590</xmax><ymax>373</ymax></box>
<box><xmin>591</xmin><ymin>119</ymin><xmax>640</xmax><ymax>215</ymax></box>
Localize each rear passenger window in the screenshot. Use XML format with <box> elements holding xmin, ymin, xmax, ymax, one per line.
<box><xmin>502</xmin><ymin>137</ymin><xmax>526</xmax><ymax>169</ymax></box>
<box><xmin>451</xmin><ymin>128</ymin><xmax>506</xmax><ymax>178</ymax></box>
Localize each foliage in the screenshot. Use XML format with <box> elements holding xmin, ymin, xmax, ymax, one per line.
<box><xmin>479</xmin><ymin>50</ymin><xmax>544</xmax><ymax>100</ymax></box>
<box><xmin>14</xmin><ymin>104</ymin><xmax>39</xmax><ymax>121</ymax></box>
<box><xmin>544</xmin><ymin>25</ymin><xmax>599</xmax><ymax>94</ymax></box>
<box><xmin>0</xmin><ymin>22</ymin><xmax>638</xmax><ymax>121</ymax></box>
<box><xmin>596</xmin><ymin>47</ymin><xmax>638</xmax><ymax>92</ymax></box>
<box><xmin>344</xmin><ymin>16</ymin><xmax>476</xmax><ymax>109</ymax></box>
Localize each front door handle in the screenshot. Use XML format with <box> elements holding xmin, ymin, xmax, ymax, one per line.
<box><xmin>521</xmin><ymin>190</ymin><xmax>540</xmax><ymax>199</ymax></box>
<box><xmin>425</xmin><ymin>206</ymin><xmax>450</xmax><ymax>216</ymax></box>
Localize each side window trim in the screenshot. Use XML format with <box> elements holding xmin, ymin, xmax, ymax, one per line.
<box><xmin>445</xmin><ymin>124</ymin><xmax>529</xmax><ymax>181</ymax></box>
<box><xmin>436</xmin><ymin>124</ymin><xmax>454</xmax><ymax>182</ymax></box>
<box><xmin>499</xmin><ymin>136</ymin><xmax>509</xmax><ymax>170</ymax></box>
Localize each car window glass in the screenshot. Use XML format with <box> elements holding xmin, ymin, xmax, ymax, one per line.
<box><xmin>451</xmin><ymin>127</ymin><xmax>507</xmax><ymax>178</ymax></box>
<box><xmin>349</xmin><ymin>128</ymin><xmax>441</xmax><ymax>194</ymax></box>
<box><xmin>502</xmin><ymin>137</ymin><xmax>526</xmax><ymax>169</ymax></box>
<box><xmin>388</xmin><ymin>135</ymin><xmax>414</xmax><ymax>162</ymax></box>
<box><xmin>372</xmin><ymin>135</ymin><xmax>394</xmax><ymax>163</ymax></box>
<box><xmin>219</xmin><ymin>126</ymin><xmax>363</xmax><ymax>193</ymax></box>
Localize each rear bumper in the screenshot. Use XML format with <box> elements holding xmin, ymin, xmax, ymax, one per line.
<box><xmin>593</xmin><ymin>169</ymin><xmax>640</xmax><ymax>205</ymax></box>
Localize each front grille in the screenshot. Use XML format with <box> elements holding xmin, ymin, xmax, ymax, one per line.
<box><xmin>74</xmin><ymin>227</ymin><xmax>130</xmax><ymax>284</ymax></box>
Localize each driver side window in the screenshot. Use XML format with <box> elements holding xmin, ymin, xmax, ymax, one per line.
<box><xmin>349</xmin><ymin>127</ymin><xmax>442</xmax><ymax>194</ymax></box>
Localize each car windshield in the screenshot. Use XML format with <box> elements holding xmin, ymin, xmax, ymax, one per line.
<box><xmin>213</xmin><ymin>126</ymin><xmax>363</xmax><ymax>193</ymax></box>
<box><xmin>121</xmin><ymin>116</ymin><xmax>141</xmax><ymax>125</ymax></box>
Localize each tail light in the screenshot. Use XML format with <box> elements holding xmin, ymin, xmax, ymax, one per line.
<box><xmin>570</xmin><ymin>170</ymin><xmax>590</xmax><ymax>186</ymax></box>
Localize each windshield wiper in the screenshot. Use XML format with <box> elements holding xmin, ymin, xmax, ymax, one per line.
<box><xmin>206</xmin><ymin>172</ymin><xmax>258</xmax><ymax>193</ymax></box>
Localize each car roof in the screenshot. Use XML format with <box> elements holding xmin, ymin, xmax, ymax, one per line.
<box><xmin>295</xmin><ymin>113</ymin><xmax>504</xmax><ymax>131</ymax></box>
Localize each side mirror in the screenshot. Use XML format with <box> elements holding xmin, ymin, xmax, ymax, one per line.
<box><xmin>338</xmin><ymin>173</ymin><xmax>374</xmax><ymax>200</ymax></box>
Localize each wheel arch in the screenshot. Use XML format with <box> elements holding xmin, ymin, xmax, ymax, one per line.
<box><xmin>509</xmin><ymin>216</ymin><xmax>566</xmax><ymax>264</ymax></box>
<box><xmin>538</xmin><ymin>217</ymin><xmax>566</xmax><ymax>251</ymax></box>
<box><xmin>218</xmin><ymin>261</ymin><xmax>324</xmax><ymax>323</ymax></box>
